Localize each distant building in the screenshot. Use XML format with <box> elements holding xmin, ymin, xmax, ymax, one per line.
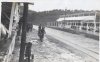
<box><xmin>57</xmin><ymin>11</ymin><xmax>100</xmax><ymax>22</ymax></box>
<box><xmin>47</xmin><ymin>11</ymin><xmax>100</xmax><ymax>36</ymax></box>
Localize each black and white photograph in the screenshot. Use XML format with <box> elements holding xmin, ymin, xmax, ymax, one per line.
<box><xmin>0</xmin><ymin>0</ymin><xmax>100</xmax><ymax>62</ymax></box>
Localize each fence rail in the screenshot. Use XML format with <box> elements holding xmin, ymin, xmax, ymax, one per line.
<box><xmin>47</xmin><ymin>21</ymin><xmax>100</xmax><ymax>36</ymax></box>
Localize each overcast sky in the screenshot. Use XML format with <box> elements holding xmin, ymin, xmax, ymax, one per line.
<box><xmin>28</xmin><ymin>0</ymin><xmax>100</xmax><ymax>12</ymax></box>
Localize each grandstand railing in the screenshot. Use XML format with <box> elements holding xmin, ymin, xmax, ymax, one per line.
<box><xmin>47</xmin><ymin>21</ymin><xmax>99</xmax><ymax>36</ymax></box>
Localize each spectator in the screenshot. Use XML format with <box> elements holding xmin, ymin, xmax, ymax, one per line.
<box><xmin>25</xmin><ymin>42</ymin><xmax>32</xmax><ymax>62</ymax></box>
<box><xmin>38</xmin><ymin>25</ymin><xmax>46</xmax><ymax>42</ymax></box>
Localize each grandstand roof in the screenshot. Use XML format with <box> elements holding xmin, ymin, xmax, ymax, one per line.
<box><xmin>57</xmin><ymin>16</ymin><xmax>95</xmax><ymax>21</ymax></box>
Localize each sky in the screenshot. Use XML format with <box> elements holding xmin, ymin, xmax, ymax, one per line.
<box><xmin>29</xmin><ymin>0</ymin><xmax>100</xmax><ymax>12</ymax></box>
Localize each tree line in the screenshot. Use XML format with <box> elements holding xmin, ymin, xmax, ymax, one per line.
<box><xmin>28</xmin><ymin>9</ymin><xmax>99</xmax><ymax>26</ymax></box>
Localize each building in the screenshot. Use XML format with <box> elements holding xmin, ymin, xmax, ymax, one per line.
<box><xmin>47</xmin><ymin>11</ymin><xmax>100</xmax><ymax>36</ymax></box>
<box><xmin>0</xmin><ymin>2</ymin><xmax>23</xmax><ymax>62</ymax></box>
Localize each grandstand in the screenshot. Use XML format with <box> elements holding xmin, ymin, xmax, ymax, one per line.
<box><xmin>0</xmin><ymin>2</ymin><xmax>22</xmax><ymax>62</ymax></box>
<box><xmin>47</xmin><ymin>11</ymin><xmax>100</xmax><ymax>36</ymax></box>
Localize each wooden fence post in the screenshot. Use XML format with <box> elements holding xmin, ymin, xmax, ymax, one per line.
<box><xmin>8</xmin><ymin>3</ymin><xmax>16</xmax><ymax>37</ymax></box>
<box><xmin>19</xmin><ymin>3</ymin><xmax>28</xmax><ymax>62</ymax></box>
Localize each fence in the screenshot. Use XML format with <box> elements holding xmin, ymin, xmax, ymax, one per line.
<box><xmin>0</xmin><ymin>2</ymin><xmax>20</xmax><ymax>62</ymax></box>
<box><xmin>47</xmin><ymin>21</ymin><xmax>100</xmax><ymax>36</ymax></box>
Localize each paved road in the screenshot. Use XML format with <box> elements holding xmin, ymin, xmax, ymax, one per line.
<box><xmin>33</xmin><ymin>25</ymin><xmax>99</xmax><ymax>61</ymax></box>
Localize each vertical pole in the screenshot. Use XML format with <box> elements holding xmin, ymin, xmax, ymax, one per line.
<box><xmin>49</xmin><ymin>22</ymin><xmax>50</xmax><ymax>27</ymax></box>
<box><xmin>48</xmin><ymin>22</ymin><xmax>49</xmax><ymax>27</ymax></box>
<box><xmin>53</xmin><ymin>22</ymin><xmax>54</xmax><ymax>27</ymax></box>
<box><xmin>80</xmin><ymin>22</ymin><xmax>82</xmax><ymax>31</ymax></box>
<box><xmin>76</xmin><ymin>22</ymin><xmax>77</xmax><ymax>30</ymax></box>
<box><xmin>54</xmin><ymin>22</ymin><xmax>55</xmax><ymax>27</ymax></box>
<box><xmin>0</xmin><ymin>3</ymin><xmax>1</xmax><ymax>39</ymax></box>
<box><xmin>58</xmin><ymin>22</ymin><xmax>59</xmax><ymax>27</ymax></box>
<box><xmin>94</xmin><ymin>12</ymin><xmax>96</xmax><ymax>34</ymax></box>
<box><xmin>8</xmin><ymin>3</ymin><xmax>16</xmax><ymax>37</ymax></box>
<box><xmin>64</xmin><ymin>8</ymin><xmax>67</xmax><ymax>28</ymax></box>
<box><xmin>55</xmin><ymin>22</ymin><xmax>56</xmax><ymax>27</ymax></box>
<box><xmin>53</xmin><ymin>22</ymin><xmax>55</xmax><ymax>27</ymax></box>
<box><xmin>64</xmin><ymin>8</ymin><xmax>67</xmax><ymax>21</ymax></box>
<box><xmin>61</xmin><ymin>22</ymin><xmax>63</xmax><ymax>28</ymax></box>
<box><xmin>52</xmin><ymin>22</ymin><xmax>53</xmax><ymax>27</ymax></box>
<box><xmin>19</xmin><ymin>3</ymin><xmax>28</xmax><ymax>62</ymax></box>
<box><xmin>66</xmin><ymin>22</ymin><xmax>68</xmax><ymax>28</ymax></box>
<box><xmin>74</xmin><ymin>22</ymin><xmax>76</xmax><ymax>30</ymax></box>
<box><xmin>49</xmin><ymin>22</ymin><xmax>51</xmax><ymax>27</ymax></box>
<box><xmin>51</xmin><ymin>22</ymin><xmax>52</xmax><ymax>27</ymax></box>
<box><xmin>47</xmin><ymin>22</ymin><xmax>48</xmax><ymax>27</ymax></box>
<box><xmin>57</xmin><ymin>22</ymin><xmax>58</xmax><ymax>27</ymax></box>
<box><xmin>86</xmin><ymin>22</ymin><xmax>88</xmax><ymax>33</ymax></box>
<box><xmin>50</xmin><ymin>22</ymin><xmax>52</xmax><ymax>27</ymax></box>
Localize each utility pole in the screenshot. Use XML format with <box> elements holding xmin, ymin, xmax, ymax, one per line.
<box><xmin>0</xmin><ymin>3</ymin><xmax>1</xmax><ymax>39</ymax></box>
<box><xmin>19</xmin><ymin>3</ymin><xmax>28</xmax><ymax>62</ymax></box>
<box><xmin>64</xmin><ymin>8</ymin><xmax>67</xmax><ymax>20</ymax></box>
<box><xmin>63</xmin><ymin>8</ymin><xmax>67</xmax><ymax>28</ymax></box>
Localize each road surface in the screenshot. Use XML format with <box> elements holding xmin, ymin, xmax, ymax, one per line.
<box><xmin>10</xmin><ymin>25</ymin><xmax>99</xmax><ymax>62</ymax></box>
<box><xmin>33</xmin><ymin>25</ymin><xmax>99</xmax><ymax>62</ymax></box>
